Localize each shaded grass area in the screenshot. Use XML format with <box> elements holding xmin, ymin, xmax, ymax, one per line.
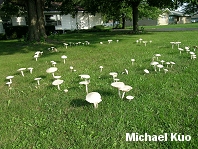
<box><xmin>0</xmin><ymin>31</ymin><xmax>198</xmax><ymax>148</ymax></box>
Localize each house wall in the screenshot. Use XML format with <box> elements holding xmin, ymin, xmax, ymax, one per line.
<box><xmin>55</xmin><ymin>12</ymin><xmax>103</xmax><ymax>30</ymax></box>
<box><xmin>177</xmin><ymin>16</ymin><xmax>191</xmax><ymax>24</ymax></box>
<box><xmin>157</xmin><ymin>13</ymin><xmax>169</xmax><ymax>25</ymax></box>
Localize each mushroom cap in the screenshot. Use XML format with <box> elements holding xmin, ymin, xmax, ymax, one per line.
<box><xmin>53</xmin><ymin>76</ymin><xmax>61</xmax><ymax>79</ymax></box>
<box><xmin>190</xmin><ymin>52</ymin><xmax>195</xmax><ymax>55</ymax></box>
<box><xmin>143</xmin><ymin>41</ymin><xmax>147</xmax><ymax>43</ymax></box>
<box><xmin>131</xmin><ymin>59</ymin><xmax>135</xmax><ymax>62</ymax></box>
<box><xmin>126</xmin><ymin>95</ymin><xmax>134</xmax><ymax>100</ymax></box>
<box><xmin>34</xmin><ymin>55</ymin><xmax>39</xmax><ymax>58</ymax></box>
<box><xmin>150</xmin><ymin>61</ymin><xmax>159</xmax><ymax>66</ymax></box>
<box><xmin>144</xmin><ymin>69</ymin><xmax>149</xmax><ymax>73</ymax></box>
<box><xmin>52</xmin><ymin>79</ymin><xmax>64</xmax><ymax>85</ymax></box>
<box><xmin>6</xmin><ymin>76</ymin><xmax>14</xmax><ymax>79</ymax></box>
<box><xmin>79</xmin><ymin>81</ymin><xmax>89</xmax><ymax>85</ymax></box>
<box><xmin>18</xmin><ymin>68</ymin><xmax>26</xmax><ymax>71</ymax></box>
<box><xmin>119</xmin><ymin>85</ymin><xmax>132</xmax><ymax>92</ymax></box>
<box><xmin>166</xmin><ymin>62</ymin><xmax>170</xmax><ymax>65</ymax></box>
<box><xmin>155</xmin><ymin>54</ymin><xmax>161</xmax><ymax>57</ymax></box>
<box><xmin>34</xmin><ymin>77</ymin><xmax>42</xmax><ymax>81</ymax></box>
<box><xmin>79</xmin><ymin>74</ymin><xmax>90</xmax><ymax>79</ymax></box>
<box><xmin>175</xmin><ymin>42</ymin><xmax>181</xmax><ymax>44</ymax></box>
<box><xmin>6</xmin><ymin>82</ymin><xmax>12</xmax><ymax>85</ymax></box>
<box><xmin>157</xmin><ymin>64</ymin><xmax>163</xmax><ymax>68</ymax></box>
<box><xmin>170</xmin><ymin>62</ymin><xmax>175</xmax><ymax>65</ymax></box>
<box><xmin>46</xmin><ymin>67</ymin><xmax>58</xmax><ymax>73</ymax></box>
<box><xmin>164</xmin><ymin>69</ymin><xmax>168</xmax><ymax>72</ymax></box>
<box><xmin>170</xmin><ymin>42</ymin><xmax>176</xmax><ymax>44</ymax></box>
<box><xmin>160</xmin><ymin>60</ymin><xmax>165</xmax><ymax>63</ymax></box>
<box><xmin>70</xmin><ymin>66</ymin><xmax>73</xmax><ymax>69</ymax></box>
<box><xmin>99</xmin><ymin>66</ymin><xmax>103</xmax><ymax>68</ymax></box>
<box><xmin>109</xmin><ymin>72</ymin><xmax>118</xmax><ymax>76</ymax></box>
<box><xmin>85</xmin><ymin>92</ymin><xmax>102</xmax><ymax>104</ymax></box>
<box><xmin>61</xmin><ymin>55</ymin><xmax>67</xmax><ymax>59</ymax></box>
<box><xmin>28</xmin><ymin>67</ymin><xmax>33</xmax><ymax>70</ymax></box>
<box><xmin>111</xmin><ymin>82</ymin><xmax>125</xmax><ymax>89</ymax></box>
<box><xmin>178</xmin><ymin>48</ymin><xmax>184</xmax><ymax>51</ymax></box>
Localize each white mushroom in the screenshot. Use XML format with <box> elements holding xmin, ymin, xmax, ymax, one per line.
<box><xmin>150</xmin><ymin>61</ymin><xmax>159</xmax><ymax>71</ymax></box>
<box><xmin>34</xmin><ymin>55</ymin><xmax>39</xmax><ymax>61</ymax></box>
<box><xmin>64</xmin><ymin>89</ymin><xmax>69</xmax><ymax>93</ymax></box>
<box><xmin>79</xmin><ymin>81</ymin><xmax>89</xmax><ymax>94</ymax></box>
<box><xmin>142</xmin><ymin>41</ymin><xmax>148</xmax><ymax>46</ymax></box>
<box><xmin>109</xmin><ymin>72</ymin><xmax>118</xmax><ymax>80</ymax></box>
<box><xmin>63</xmin><ymin>43</ymin><xmax>68</xmax><ymax>49</ymax></box>
<box><xmin>170</xmin><ymin>42</ymin><xmax>176</xmax><ymax>49</ymax></box>
<box><xmin>157</xmin><ymin>64</ymin><xmax>163</xmax><ymax>71</ymax></box>
<box><xmin>34</xmin><ymin>77</ymin><xmax>42</xmax><ymax>85</ymax></box>
<box><xmin>164</xmin><ymin>69</ymin><xmax>168</xmax><ymax>74</ymax></box>
<box><xmin>126</xmin><ymin>95</ymin><xmax>134</xmax><ymax>101</ymax></box>
<box><xmin>144</xmin><ymin>69</ymin><xmax>149</xmax><ymax>74</ymax></box>
<box><xmin>165</xmin><ymin>62</ymin><xmax>170</xmax><ymax>68</ymax></box>
<box><xmin>52</xmin><ymin>61</ymin><xmax>57</xmax><ymax>67</ymax></box>
<box><xmin>178</xmin><ymin>48</ymin><xmax>184</xmax><ymax>54</ymax></box>
<box><xmin>52</xmin><ymin>79</ymin><xmax>64</xmax><ymax>90</ymax></box>
<box><xmin>170</xmin><ymin>62</ymin><xmax>175</xmax><ymax>68</ymax></box>
<box><xmin>131</xmin><ymin>59</ymin><xmax>135</xmax><ymax>65</ymax></box>
<box><xmin>79</xmin><ymin>74</ymin><xmax>90</xmax><ymax>82</ymax></box>
<box><xmin>85</xmin><ymin>92</ymin><xmax>102</xmax><ymax>108</ymax></box>
<box><xmin>189</xmin><ymin>52</ymin><xmax>195</xmax><ymax>59</ymax></box>
<box><xmin>70</xmin><ymin>66</ymin><xmax>73</xmax><ymax>72</ymax></box>
<box><xmin>111</xmin><ymin>82</ymin><xmax>125</xmax><ymax>98</ymax></box>
<box><xmin>175</xmin><ymin>42</ymin><xmax>181</xmax><ymax>48</ymax></box>
<box><xmin>6</xmin><ymin>76</ymin><xmax>14</xmax><ymax>83</ymax></box>
<box><xmin>108</xmin><ymin>40</ymin><xmax>113</xmax><ymax>44</ymax></box>
<box><xmin>139</xmin><ymin>38</ymin><xmax>143</xmax><ymax>43</ymax></box>
<box><xmin>119</xmin><ymin>85</ymin><xmax>133</xmax><ymax>99</ymax></box>
<box><xmin>53</xmin><ymin>75</ymin><xmax>61</xmax><ymax>80</ymax></box>
<box><xmin>46</xmin><ymin>67</ymin><xmax>58</xmax><ymax>77</ymax></box>
<box><xmin>160</xmin><ymin>60</ymin><xmax>165</xmax><ymax>65</ymax></box>
<box><xmin>6</xmin><ymin>82</ymin><xmax>12</xmax><ymax>88</ymax></box>
<box><xmin>99</xmin><ymin>66</ymin><xmax>103</xmax><ymax>72</ymax></box>
<box><xmin>28</xmin><ymin>67</ymin><xmax>33</xmax><ymax>74</ymax></box>
<box><xmin>155</xmin><ymin>54</ymin><xmax>161</xmax><ymax>61</ymax></box>
<box><xmin>17</xmin><ymin>68</ymin><xmax>26</xmax><ymax>77</ymax></box>
<box><xmin>61</xmin><ymin>55</ymin><xmax>67</xmax><ymax>64</ymax></box>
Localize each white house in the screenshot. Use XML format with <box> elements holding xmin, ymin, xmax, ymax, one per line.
<box><xmin>44</xmin><ymin>11</ymin><xmax>103</xmax><ymax>31</ymax></box>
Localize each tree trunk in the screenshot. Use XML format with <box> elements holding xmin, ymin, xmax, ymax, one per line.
<box><xmin>122</xmin><ymin>13</ymin><xmax>125</xmax><ymax>29</ymax></box>
<box><xmin>27</xmin><ymin>0</ymin><xmax>46</xmax><ymax>41</ymax></box>
<box><xmin>132</xmin><ymin>1</ymin><xmax>140</xmax><ymax>32</ymax></box>
<box><xmin>36</xmin><ymin>0</ymin><xmax>47</xmax><ymax>39</ymax></box>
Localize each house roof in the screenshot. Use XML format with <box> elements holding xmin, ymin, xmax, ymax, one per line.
<box><xmin>191</xmin><ymin>14</ymin><xmax>198</xmax><ymax>18</ymax></box>
<box><xmin>169</xmin><ymin>11</ymin><xmax>190</xmax><ymax>17</ymax></box>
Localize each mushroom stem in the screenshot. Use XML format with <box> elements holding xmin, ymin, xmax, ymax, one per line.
<box><xmin>93</xmin><ymin>103</ymin><xmax>98</xmax><ymax>108</ymax></box>
<box><xmin>37</xmin><ymin>80</ymin><xmax>40</xmax><ymax>85</ymax></box>
<box><xmin>21</xmin><ymin>71</ymin><xmax>24</xmax><ymax>77</ymax></box>
<box><xmin>118</xmin><ymin>89</ymin><xmax>121</xmax><ymax>98</ymax></box>
<box><xmin>57</xmin><ymin>85</ymin><xmax>60</xmax><ymax>90</ymax></box>
<box><xmin>63</xmin><ymin>59</ymin><xmax>66</xmax><ymax>64</ymax></box>
<box><xmin>121</xmin><ymin>92</ymin><xmax>126</xmax><ymax>99</ymax></box>
<box><xmin>100</xmin><ymin>68</ymin><xmax>103</xmax><ymax>72</ymax></box>
<box><xmin>85</xmin><ymin>84</ymin><xmax>88</xmax><ymax>94</ymax></box>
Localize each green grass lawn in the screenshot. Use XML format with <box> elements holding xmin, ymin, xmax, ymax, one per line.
<box><xmin>0</xmin><ymin>30</ymin><xmax>198</xmax><ymax>148</ymax></box>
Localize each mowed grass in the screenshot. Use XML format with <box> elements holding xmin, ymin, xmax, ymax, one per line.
<box><xmin>0</xmin><ymin>30</ymin><xmax>198</xmax><ymax>148</ymax></box>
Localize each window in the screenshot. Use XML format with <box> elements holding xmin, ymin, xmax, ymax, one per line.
<box><xmin>45</xmin><ymin>14</ymin><xmax>61</xmax><ymax>26</ymax></box>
